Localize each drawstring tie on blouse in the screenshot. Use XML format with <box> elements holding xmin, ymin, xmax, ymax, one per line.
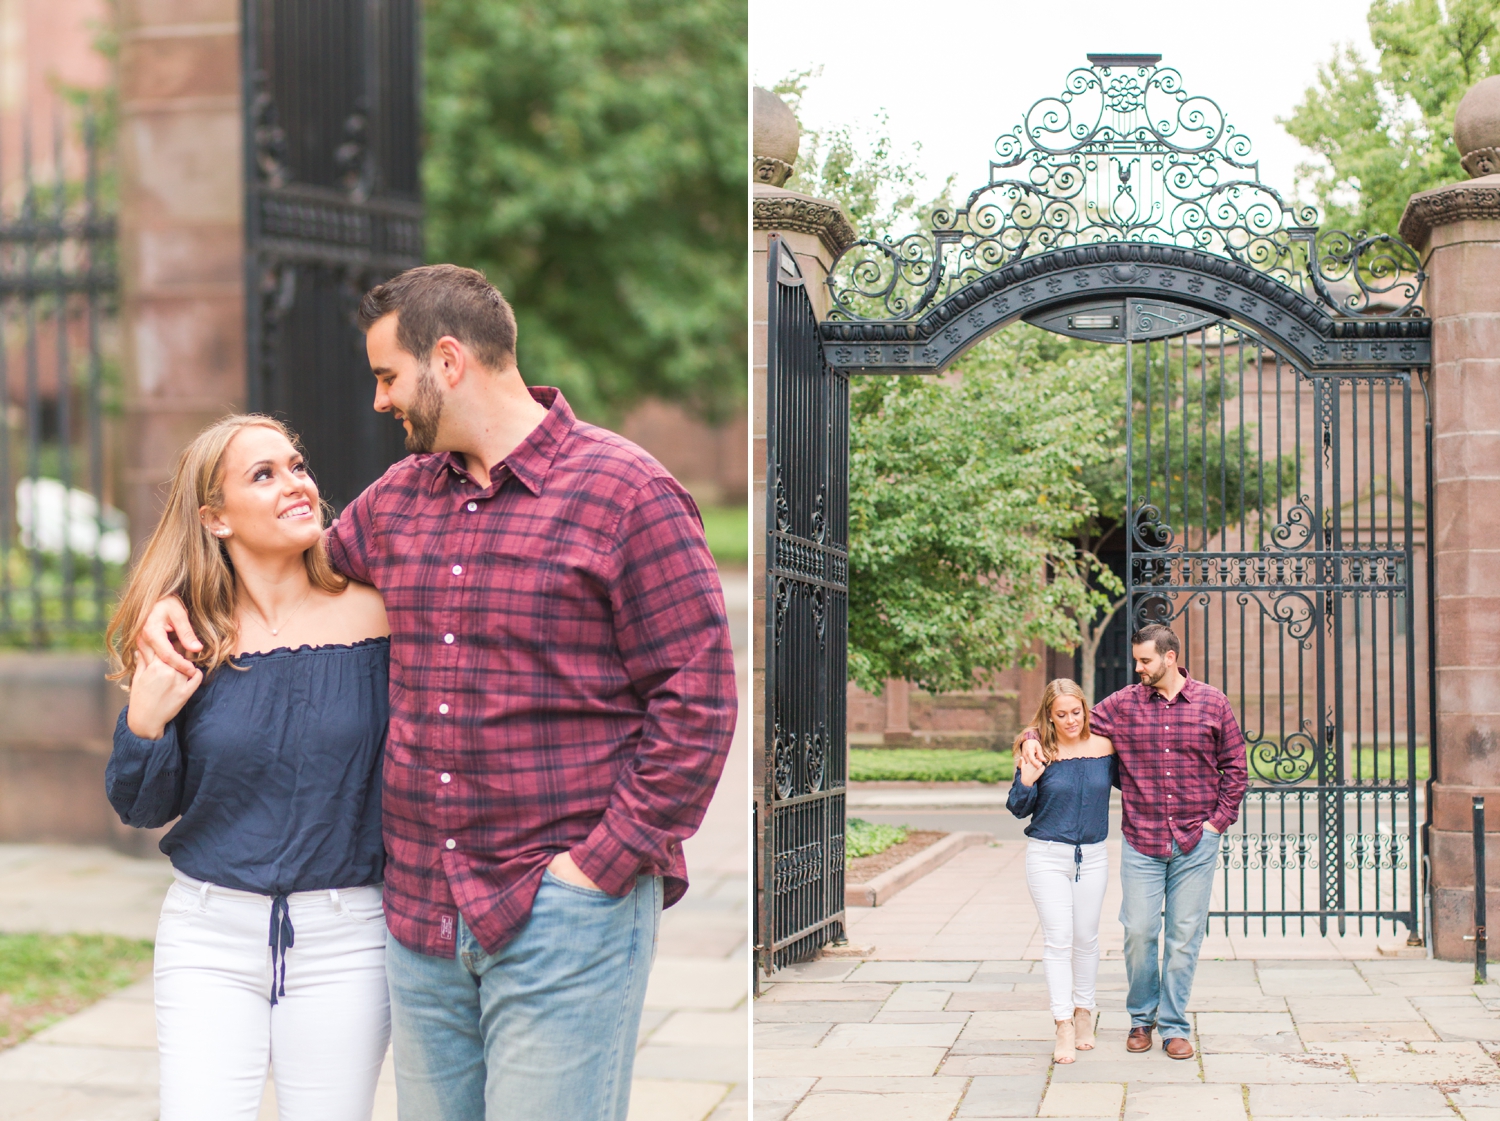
<box><xmin>1074</xmin><ymin>844</ymin><xmax>1082</xmax><ymax>882</ymax></box>
<box><xmin>268</xmin><ymin>893</ymin><xmax>295</xmax><ymax>1005</ymax></box>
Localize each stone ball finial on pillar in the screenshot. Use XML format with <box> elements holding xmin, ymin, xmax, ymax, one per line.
<box><xmin>754</xmin><ymin>87</ymin><xmax>799</xmax><ymax>187</ymax></box>
<box><xmin>1455</xmin><ymin>74</ymin><xmax>1500</xmax><ymax>178</ymax></box>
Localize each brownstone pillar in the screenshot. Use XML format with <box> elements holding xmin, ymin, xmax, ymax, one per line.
<box><xmin>882</xmin><ymin>679</ymin><xmax>912</xmax><ymax>744</ymax></box>
<box><xmin>1398</xmin><ymin>75</ymin><xmax>1500</xmax><ymax>960</ymax></box>
<box><xmin>118</xmin><ymin>1</ymin><xmax>244</xmax><ymax>547</ymax></box>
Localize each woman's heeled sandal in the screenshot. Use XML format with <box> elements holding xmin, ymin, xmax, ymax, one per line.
<box><xmin>1053</xmin><ymin>1018</ymin><xmax>1076</xmax><ymax>1063</ymax></box>
<box><xmin>1073</xmin><ymin>1007</ymin><xmax>1095</xmax><ymax>1050</ymax></box>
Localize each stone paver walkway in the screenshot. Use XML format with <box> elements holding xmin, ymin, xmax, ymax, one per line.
<box><xmin>0</xmin><ymin>575</ymin><xmax>749</xmax><ymax>1121</ymax></box>
<box><xmin>756</xmin><ymin>839</ymin><xmax>1500</xmax><ymax>1120</ymax></box>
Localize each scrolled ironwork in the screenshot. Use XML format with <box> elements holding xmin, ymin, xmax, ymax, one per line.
<box><xmin>1217</xmin><ymin>831</ymin><xmax>1321</xmax><ymax>870</ymax></box>
<box><xmin>1265</xmin><ymin>500</ymin><xmax>1318</xmax><ymax>552</ymax></box>
<box><xmin>1246</xmin><ymin>730</ymin><xmax>1318</xmax><ymax>785</ymax></box>
<box><xmin>826</xmin><ymin>56</ymin><xmax>1424</xmax><ymax>323</ymax></box>
<box><xmin>1254</xmin><ymin>590</ymin><xmax>1319</xmax><ymax>644</ymax></box>
<box><xmin>1131</xmin><ymin>502</ymin><xmax>1176</xmax><ymax>552</ymax></box>
<box><xmin>773</xmin><ymin>722</ymin><xmax>794</xmax><ymax>800</ymax></box>
<box><xmin>1305</xmin><ymin>230</ymin><xmax>1424</xmax><ymax>318</ymax></box>
<box><xmin>806</xmin><ymin>729</ymin><xmax>825</xmax><ymax>793</ymax></box>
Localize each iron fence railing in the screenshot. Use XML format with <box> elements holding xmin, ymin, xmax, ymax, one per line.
<box><xmin>0</xmin><ymin>106</ymin><xmax>118</xmax><ymax>647</ymax></box>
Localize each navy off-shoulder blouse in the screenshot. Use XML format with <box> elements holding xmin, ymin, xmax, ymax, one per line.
<box><xmin>106</xmin><ymin>638</ymin><xmax>390</xmax><ymax>896</ymax></box>
<box><xmin>1006</xmin><ymin>754</ymin><xmax>1117</xmax><ymax>846</ymax></box>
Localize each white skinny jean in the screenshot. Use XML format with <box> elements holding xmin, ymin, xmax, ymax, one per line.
<box><xmin>153</xmin><ymin>872</ymin><xmax>390</xmax><ymax>1121</ymax></box>
<box><xmin>1024</xmin><ymin>839</ymin><xmax>1109</xmax><ymax>1021</ymax></box>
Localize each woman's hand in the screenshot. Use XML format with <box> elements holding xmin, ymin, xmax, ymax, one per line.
<box><xmin>134</xmin><ymin>595</ymin><xmax>203</xmax><ymax>677</ymax></box>
<box><xmin>126</xmin><ymin>648</ymin><xmax>204</xmax><ymax>740</ymax></box>
<box><xmin>1019</xmin><ymin>756</ymin><xmax>1046</xmax><ymax>786</ymax></box>
<box><xmin>1016</xmin><ymin>730</ymin><xmax>1047</xmax><ymax>775</ymax></box>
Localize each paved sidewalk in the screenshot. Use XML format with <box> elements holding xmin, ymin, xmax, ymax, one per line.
<box><xmin>0</xmin><ymin>574</ymin><xmax>749</xmax><ymax>1121</ymax></box>
<box><xmin>755</xmin><ymin>839</ymin><xmax>1500</xmax><ymax>1120</ymax></box>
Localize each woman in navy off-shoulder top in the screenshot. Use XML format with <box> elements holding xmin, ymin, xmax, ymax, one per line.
<box><xmin>105</xmin><ymin>415</ymin><xmax>392</xmax><ymax>1121</ymax></box>
<box><xmin>1007</xmin><ymin>679</ymin><xmax>1117</xmax><ymax>1067</ymax></box>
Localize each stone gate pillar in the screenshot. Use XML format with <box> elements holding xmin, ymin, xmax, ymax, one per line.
<box><xmin>1399</xmin><ymin>75</ymin><xmax>1500</xmax><ymax>960</ymax></box>
<box><xmin>751</xmin><ymin>86</ymin><xmax>855</xmax><ymax>920</ymax></box>
<box><xmin>118</xmin><ymin>1</ymin><xmax>245</xmax><ymax>547</ymax></box>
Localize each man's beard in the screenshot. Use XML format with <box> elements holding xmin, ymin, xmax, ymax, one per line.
<box><xmin>403</xmin><ymin>362</ymin><xmax>444</xmax><ymax>453</ymax></box>
<box><xmin>1140</xmin><ymin>664</ymin><xmax>1169</xmax><ymax>688</ymax></box>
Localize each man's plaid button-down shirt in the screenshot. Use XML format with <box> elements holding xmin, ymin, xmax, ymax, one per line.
<box><xmin>1089</xmin><ymin>672</ymin><xmax>1248</xmax><ymax>858</ymax></box>
<box><xmin>325</xmin><ymin>388</ymin><xmax>737</xmax><ymax>957</ymax></box>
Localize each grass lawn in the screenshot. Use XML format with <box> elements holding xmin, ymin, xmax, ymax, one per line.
<box><xmin>700</xmin><ymin>505</ymin><xmax>747</xmax><ymax>566</ymax></box>
<box><xmin>0</xmin><ymin>933</ymin><xmax>153</xmax><ymax>1051</ymax></box>
<box><xmin>849</xmin><ymin>748</ymin><xmax>1014</xmax><ymax>783</ymax></box>
<box><xmin>847</xmin><ymin>818</ymin><xmax>908</xmax><ymax>859</ymax></box>
<box><xmin>1344</xmin><ymin>745</ymin><xmax>1431</xmax><ymax>785</ymax></box>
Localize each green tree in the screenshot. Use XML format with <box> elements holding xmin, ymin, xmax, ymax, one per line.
<box><xmin>1282</xmin><ymin>0</ymin><xmax>1500</xmax><ymax>236</ymax></box>
<box><xmin>847</xmin><ymin>335</ymin><xmax>1116</xmax><ymax>695</ymax></box>
<box><xmin>423</xmin><ymin>0</ymin><xmax>746</xmax><ymax>422</ymax></box>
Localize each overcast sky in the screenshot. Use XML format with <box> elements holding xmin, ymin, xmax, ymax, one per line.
<box><xmin>751</xmin><ymin>0</ymin><xmax>1378</xmax><ymax>208</ymax></box>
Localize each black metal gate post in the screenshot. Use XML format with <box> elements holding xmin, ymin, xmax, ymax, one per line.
<box><xmin>1474</xmin><ymin>796</ymin><xmax>1488</xmax><ymax>982</ymax></box>
<box><xmin>241</xmin><ymin>0</ymin><xmax>424</xmax><ymax>511</ymax></box>
<box><xmin>758</xmin><ymin>235</ymin><xmax>849</xmax><ymax>973</ymax></box>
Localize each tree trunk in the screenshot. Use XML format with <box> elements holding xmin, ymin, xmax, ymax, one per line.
<box><xmin>1080</xmin><ymin>629</ymin><xmax>1099</xmax><ymax>704</ymax></box>
<box><xmin>1079</xmin><ymin>597</ymin><xmax>1126</xmax><ymax>705</ymax></box>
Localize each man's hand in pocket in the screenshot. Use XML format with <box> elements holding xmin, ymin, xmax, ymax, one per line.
<box><xmin>548</xmin><ymin>850</ymin><xmax>602</xmax><ymax>891</ymax></box>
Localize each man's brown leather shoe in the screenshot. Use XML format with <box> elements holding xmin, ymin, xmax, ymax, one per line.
<box><xmin>1163</xmin><ymin>1037</ymin><xmax>1194</xmax><ymax>1060</ymax></box>
<box><xmin>1126</xmin><ymin>1025</ymin><xmax>1153</xmax><ymax>1052</ymax></box>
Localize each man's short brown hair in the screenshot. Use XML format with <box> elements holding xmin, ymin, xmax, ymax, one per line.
<box><xmin>358</xmin><ymin>264</ymin><xmax>517</xmax><ymax>370</ymax></box>
<box><xmin>1131</xmin><ymin>623</ymin><xmax>1181</xmax><ymax>659</ymax></box>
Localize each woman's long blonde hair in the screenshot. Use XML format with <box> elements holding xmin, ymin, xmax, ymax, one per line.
<box><xmin>106</xmin><ymin>414</ymin><xmax>347</xmax><ymax>683</ymax></box>
<box><xmin>1012</xmin><ymin>678</ymin><xmax>1093</xmax><ymax>763</ymax></box>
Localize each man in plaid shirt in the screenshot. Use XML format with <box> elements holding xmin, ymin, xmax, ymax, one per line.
<box><xmin>1023</xmin><ymin>623</ymin><xmax>1246</xmax><ymax>1060</ymax></box>
<box><xmin>140</xmin><ymin>265</ymin><xmax>737</xmax><ymax>1119</ymax></box>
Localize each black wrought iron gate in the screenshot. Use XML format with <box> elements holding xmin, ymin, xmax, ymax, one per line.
<box><xmin>762</xmin><ymin>54</ymin><xmax>1434</xmax><ymax>970</ymax></box>
<box><xmin>757</xmin><ymin>236</ymin><xmax>850</xmax><ymax>973</ymax></box>
<box><xmin>1119</xmin><ymin>315</ymin><xmax>1421</xmax><ymax>937</ymax></box>
<box><xmin>242</xmin><ymin>0</ymin><xmax>423</xmax><ymax>510</ymax></box>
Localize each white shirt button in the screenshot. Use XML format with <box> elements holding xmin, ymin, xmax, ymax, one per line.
<box><xmin>444</xmin><ymin>633</ymin><xmax>454</xmax><ymax>644</ymax></box>
<box><xmin>439</xmin><ymin>703</ymin><xmax>449</xmax><ymax>714</ymax></box>
<box><xmin>445</xmin><ymin>839</ymin><xmax>456</xmax><ymax>850</ymax></box>
<box><xmin>440</xmin><ymin>773</ymin><xmax>451</xmax><ymax>783</ymax></box>
<box><xmin>467</xmin><ymin>502</ymin><xmax>477</xmax><ymax>512</ymax></box>
<box><xmin>452</xmin><ymin>565</ymin><xmax>463</xmax><ymax>575</ymax></box>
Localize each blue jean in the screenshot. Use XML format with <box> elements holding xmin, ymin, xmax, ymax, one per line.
<box><xmin>1118</xmin><ymin>834</ymin><xmax>1218</xmax><ymax>1039</ymax></box>
<box><xmin>385</xmin><ymin>871</ymin><xmax>662</xmax><ymax>1121</ymax></box>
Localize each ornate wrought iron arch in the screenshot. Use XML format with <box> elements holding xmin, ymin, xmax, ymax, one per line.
<box><xmin>820</xmin><ymin>53</ymin><xmax>1429</xmax><ymax>367</ymax></box>
<box><xmin>820</xmin><ymin>241</ymin><xmax>1431</xmax><ymax>372</ymax></box>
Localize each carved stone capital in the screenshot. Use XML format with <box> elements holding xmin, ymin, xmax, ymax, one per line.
<box><xmin>1462</xmin><ymin>147</ymin><xmax>1500</xmax><ymax>179</ymax></box>
<box><xmin>753</xmin><ymin>156</ymin><xmax>793</xmax><ymax>188</ymax></box>
<box><xmin>1399</xmin><ymin>175</ymin><xmax>1500</xmax><ymax>250</ymax></box>
<box><xmin>753</xmin><ymin>185</ymin><xmax>857</xmax><ymax>258</ymax></box>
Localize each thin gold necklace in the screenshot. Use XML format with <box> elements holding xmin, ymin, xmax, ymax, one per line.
<box><xmin>245</xmin><ymin>586</ymin><xmax>315</xmax><ymax>637</ymax></box>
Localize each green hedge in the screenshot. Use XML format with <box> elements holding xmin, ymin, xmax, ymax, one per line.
<box><xmin>849</xmin><ymin>748</ymin><xmax>1013</xmax><ymax>783</ymax></box>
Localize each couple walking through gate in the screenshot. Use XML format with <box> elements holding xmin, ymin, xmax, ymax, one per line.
<box><xmin>1008</xmin><ymin>623</ymin><xmax>1248</xmax><ymax>1064</ymax></box>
